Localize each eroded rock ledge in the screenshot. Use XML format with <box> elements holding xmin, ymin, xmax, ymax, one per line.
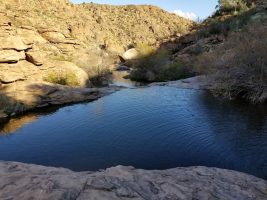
<box><xmin>0</xmin><ymin>162</ymin><xmax>266</xmax><ymax>200</ymax></box>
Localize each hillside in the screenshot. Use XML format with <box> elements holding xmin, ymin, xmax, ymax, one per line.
<box><xmin>127</xmin><ymin>0</ymin><xmax>267</xmax><ymax>103</ymax></box>
<box><xmin>0</xmin><ymin>0</ymin><xmax>192</xmax><ymax>53</ymax></box>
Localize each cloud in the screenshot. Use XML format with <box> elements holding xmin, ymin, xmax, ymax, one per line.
<box><xmin>173</xmin><ymin>10</ymin><xmax>198</xmax><ymax>21</ymax></box>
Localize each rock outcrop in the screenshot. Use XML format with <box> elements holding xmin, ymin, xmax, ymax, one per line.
<box><xmin>0</xmin><ymin>0</ymin><xmax>193</xmax><ymax>55</ymax></box>
<box><xmin>0</xmin><ymin>80</ymin><xmax>120</xmax><ymax>116</ymax></box>
<box><xmin>0</xmin><ymin>161</ymin><xmax>266</xmax><ymax>200</ymax></box>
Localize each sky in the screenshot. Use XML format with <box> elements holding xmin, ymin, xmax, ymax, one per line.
<box><xmin>71</xmin><ymin>0</ymin><xmax>218</xmax><ymax>20</ymax></box>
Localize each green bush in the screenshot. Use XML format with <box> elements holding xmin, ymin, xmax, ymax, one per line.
<box><xmin>215</xmin><ymin>0</ymin><xmax>249</xmax><ymax>16</ymax></box>
<box><xmin>135</xmin><ymin>43</ymin><xmax>156</xmax><ymax>57</ymax></box>
<box><xmin>130</xmin><ymin>46</ymin><xmax>192</xmax><ymax>82</ymax></box>
<box><xmin>199</xmin><ymin>5</ymin><xmax>257</xmax><ymax>38</ymax></box>
<box><xmin>161</xmin><ymin>62</ymin><xmax>192</xmax><ymax>81</ymax></box>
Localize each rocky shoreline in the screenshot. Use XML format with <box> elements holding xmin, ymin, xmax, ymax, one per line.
<box><xmin>0</xmin><ymin>161</ymin><xmax>266</xmax><ymax>200</ymax></box>
<box><xmin>150</xmin><ymin>75</ymin><xmax>212</xmax><ymax>90</ymax></box>
<box><xmin>0</xmin><ymin>84</ymin><xmax>122</xmax><ymax>122</ymax></box>
<box><xmin>0</xmin><ymin>75</ymin><xmax>210</xmax><ymax>122</ymax></box>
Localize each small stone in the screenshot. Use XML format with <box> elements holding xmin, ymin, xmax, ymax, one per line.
<box><xmin>122</xmin><ymin>48</ymin><xmax>140</xmax><ymax>60</ymax></box>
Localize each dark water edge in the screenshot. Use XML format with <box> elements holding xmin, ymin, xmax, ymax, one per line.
<box><xmin>0</xmin><ymin>85</ymin><xmax>267</xmax><ymax>179</ymax></box>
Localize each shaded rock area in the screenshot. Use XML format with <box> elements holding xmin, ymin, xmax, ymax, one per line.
<box><xmin>0</xmin><ymin>161</ymin><xmax>266</xmax><ymax>200</ymax></box>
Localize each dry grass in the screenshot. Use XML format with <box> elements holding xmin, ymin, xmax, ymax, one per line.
<box><xmin>195</xmin><ymin>21</ymin><xmax>267</xmax><ymax>103</ymax></box>
<box><xmin>135</xmin><ymin>43</ymin><xmax>156</xmax><ymax>57</ymax></box>
<box><xmin>85</xmin><ymin>65</ymin><xmax>111</xmax><ymax>87</ymax></box>
<box><xmin>43</xmin><ymin>72</ymin><xmax>79</xmax><ymax>87</ymax></box>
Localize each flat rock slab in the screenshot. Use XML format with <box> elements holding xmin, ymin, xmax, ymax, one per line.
<box><xmin>150</xmin><ymin>76</ymin><xmax>212</xmax><ymax>90</ymax></box>
<box><xmin>0</xmin><ymin>162</ymin><xmax>266</xmax><ymax>200</ymax></box>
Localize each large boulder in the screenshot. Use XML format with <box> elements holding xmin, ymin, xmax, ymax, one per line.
<box><xmin>122</xmin><ymin>48</ymin><xmax>140</xmax><ymax>60</ymax></box>
<box><xmin>0</xmin><ymin>61</ymin><xmax>39</xmax><ymax>83</ymax></box>
<box><xmin>0</xmin><ymin>80</ymin><xmax>115</xmax><ymax>115</ymax></box>
<box><xmin>17</xmin><ymin>28</ymin><xmax>47</xmax><ymax>45</ymax></box>
<box><xmin>41</xmin><ymin>61</ymin><xmax>89</xmax><ymax>87</ymax></box>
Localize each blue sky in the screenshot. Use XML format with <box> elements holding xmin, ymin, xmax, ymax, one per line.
<box><xmin>71</xmin><ymin>0</ymin><xmax>218</xmax><ymax>19</ymax></box>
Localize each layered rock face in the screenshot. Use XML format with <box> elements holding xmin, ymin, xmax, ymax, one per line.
<box><xmin>0</xmin><ymin>161</ymin><xmax>266</xmax><ymax>200</ymax></box>
<box><xmin>0</xmin><ymin>0</ymin><xmax>192</xmax><ymax>56</ymax></box>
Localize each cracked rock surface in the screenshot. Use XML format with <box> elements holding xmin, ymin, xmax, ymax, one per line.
<box><xmin>0</xmin><ymin>161</ymin><xmax>266</xmax><ymax>200</ymax></box>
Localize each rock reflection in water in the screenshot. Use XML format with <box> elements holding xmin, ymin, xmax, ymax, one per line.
<box><xmin>110</xmin><ymin>71</ymin><xmax>143</xmax><ymax>88</ymax></box>
<box><xmin>0</xmin><ymin>107</ymin><xmax>60</xmax><ymax>134</ymax></box>
<box><xmin>0</xmin><ymin>114</ymin><xmax>38</xmax><ymax>134</ymax></box>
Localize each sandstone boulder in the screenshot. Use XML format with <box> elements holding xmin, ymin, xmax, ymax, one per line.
<box><xmin>17</xmin><ymin>29</ymin><xmax>47</xmax><ymax>45</ymax></box>
<box><xmin>42</xmin><ymin>31</ymin><xmax>66</xmax><ymax>43</ymax></box>
<box><xmin>0</xmin><ymin>50</ymin><xmax>25</xmax><ymax>63</ymax></box>
<box><xmin>0</xmin><ymin>36</ymin><xmax>29</xmax><ymax>51</ymax></box>
<box><xmin>0</xmin><ymin>61</ymin><xmax>40</xmax><ymax>83</ymax></box>
<box><xmin>41</xmin><ymin>61</ymin><xmax>89</xmax><ymax>87</ymax></box>
<box><xmin>122</xmin><ymin>48</ymin><xmax>140</xmax><ymax>60</ymax></box>
<box><xmin>0</xmin><ymin>80</ymin><xmax>119</xmax><ymax>116</ymax></box>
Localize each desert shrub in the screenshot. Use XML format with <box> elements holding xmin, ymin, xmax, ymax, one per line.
<box><xmin>161</xmin><ymin>62</ymin><xmax>192</xmax><ymax>81</ymax></box>
<box><xmin>85</xmin><ymin>65</ymin><xmax>111</xmax><ymax>87</ymax></box>
<box><xmin>194</xmin><ymin>22</ymin><xmax>267</xmax><ymax>103</ymax></box>
<box><xmin>199</xmin><ymin>5</ymin><xmax>258</xmax><ymax>38</ymax></box>
<box><xmin>43</xmin><ymin>72</ymin><xmax>79</xmax><ymax>87</ymax></box>
<box><xmin>130</xmin><ymin>47</ymin><xmax>169</xmax><ymax>82</ymax></box>
<box><xmin>135</xmin><ymin>43</ymin><xmax>156</xmax><ymax>57</ymax></box>
<box><xmin>215</xmin><ymin>0</ymin><xmax>249</xmax><ymax>16</ymax></box>
<box><xmin>130</xmin><ymin>46</ymin><xmax>192</xmax><ymax>82</ymax></box>
<box><xmin>68</xmin><ymin>50</ymin><xmax>114</xmax><ymax>87</ymax></box>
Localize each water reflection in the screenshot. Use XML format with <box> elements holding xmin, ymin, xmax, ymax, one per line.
<box><xmin>196</xmin><ymin>92</ymin><xmax>267</xmax><ymax>176</ymax></box>
<box><xmin>198</xmin><ymin>93</ymin><xmax>267</xmax><ymax>132</ymax></box>
<box><xmin>110</xmin><ymin>71</ymin><xmax>144</xmax><ymax>88</ymax></box>
<box><xmin>0</xmin><ymin>106</ymin><xmax>60</xmax><ymax>134</ymax></box>
<box><xmin>0</xmin><ymin>114</ymin><xmax>38</xmax><ymax>134</ymax></box>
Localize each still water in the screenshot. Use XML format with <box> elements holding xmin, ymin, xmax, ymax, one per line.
<box><xmin>0</xmin><ymin>76</ymin><xmax>267</xmax><ymax>179</ymax></box>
